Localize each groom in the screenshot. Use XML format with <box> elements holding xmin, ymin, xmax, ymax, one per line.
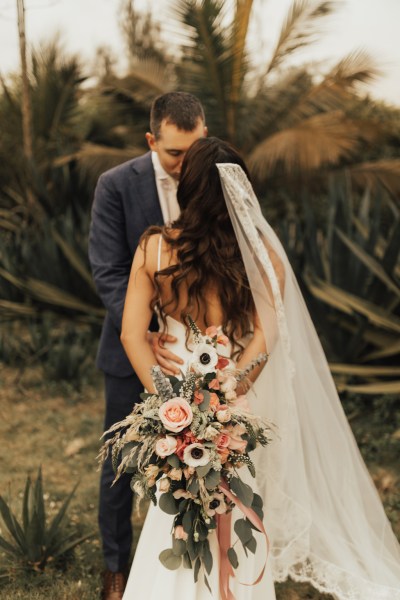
<box><xmin>89</xmin><ymin>92</ymin><xmax>207</xmax><ymax>600</ymax></box>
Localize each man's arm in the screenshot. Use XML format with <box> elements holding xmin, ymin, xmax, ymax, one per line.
<box><xmin>89</xmin><ymin>172</ymin><xmax>131</xmax><ymax>333</ymax></box>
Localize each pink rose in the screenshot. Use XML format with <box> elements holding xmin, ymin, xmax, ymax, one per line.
<box><xmin>208</xmin><ymin>378</ymin><xmax>220</xmax><ymax>390</ymax></box>
<box><xmin>155</xmin><ymin>435</ymin><xmax>178</xmax><ymax>458</ymax></box>
<box><xmin>217</xmin><ymin>333</ymin><xmax>229</xmax><ymax>346</ymax></box>
<box><xmin>206</xmin><ymin>325</ymin><xmax>219</xmax><ymax>338</ymax></box>
<box><xmin>174</xmin><ymin>525</ymin><xmax>188</xmax><ymax>541</ymax></box>
<box><xmin>159</xmin><ymin>397</ymin><xmax>193</xmax><ymax>433</ymax></box>
<box><xmin>215</xmin><ymin>433</ymin><xmax>230</xmax><ymax>448</ymax></box>
<box><xmin>225</xmin><ymin>424</ymin><xmax>248</xmax><ymax>453</ymax></box>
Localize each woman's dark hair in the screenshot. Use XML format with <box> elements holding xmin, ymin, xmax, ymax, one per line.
<box><xmin>143</xmin><ymin>137</ymin><xmax>255</xmax><ymax>355</ymax></box>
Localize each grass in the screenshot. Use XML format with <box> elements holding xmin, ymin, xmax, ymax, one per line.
<box><xmin>0</xmin><ymin>363</ymin><xmax>398</xmax><ymax>600</ymax></box>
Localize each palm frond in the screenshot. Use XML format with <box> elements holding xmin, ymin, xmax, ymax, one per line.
<box><xmin>350</xmin><ymin>159</ymin><xmax>400</xmax><ymax>195</ymax></box>
<box><xmin>265</xmin><ymin>0</ymin><xmax>336</xmax><ymax>75</ymax></box>
<box><xmin>248</xmin><ymin>111</ymin><xmax>361</xmax><ymax>176</ymax></box>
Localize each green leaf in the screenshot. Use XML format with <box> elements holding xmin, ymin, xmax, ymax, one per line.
<box><xmin>187</xmin><ymin>477</ymin><xmax>199</xmax><ymax>495</ymax></box>
<box><xmin>167</xmin><ymin>454</ymin><xmax>180</xmax><ymax>468</ymax></box>
<box><xmin>196</xmin><ymin>463</ymin><xmax>212</xmax><ymax>478</ymax></box>
<box><xmin>172</xmin><ymin>537</ymin><xmax>187</xmax><ymax>556</ymax></box>
<box><xmin>245</xmin><ymin>535</ymin><xmax>257</xmax><ymax>554</ymax></box>
<box><xmin>159</xmin><ymin>493</ymin><xmax>179</xmax><ymax>515</ymax></box>
<box><xmin>198</xmin><ymin>390</ymin><xmax>211</xmax><ymax>412</ymax></box>
<box><xmin>204</xmin><ymin>573</ymin><xmax>212</xmax><ymax>593</ymax></box>
<box><xmin>227</xmin><ymin>547</ymin><xmax>239</xmax><ymax>569</ymax></box>
<box><xmin>182</xmin><ymin>509</ymin><xmax>195</xmax><ymax>534</ymax></box>
<box><xmin>234</xmin><ymin>518</ymin><xmax>253</xmax><ymax>545</ymax></box>
<box><xmin>203</xmin><ymin>540</ymin><xmax>213</xmax><ymax>575</ymax></box>
<box><xmin>182</xmin><ymin>552</ymin><xmax>192</xmax><ymax>569</ymax></box>
<box><xmin>194</xmin><ymin>557</ymin><xmax>201</xmax><ymax>582</ymax></box>
<box><xmin>230</xmin><ymin>477</ymin><xmax>253</xmax><ymax>507</ymax></box>
<box><xmin>159</xmin><ymin>548</ymin><xmax>182</xmax><ymax>570</ymax></box>
<box><xmin>205</xmin><ymin>469</ymin><xmax>221</xmax><ymax>490</ymax></box>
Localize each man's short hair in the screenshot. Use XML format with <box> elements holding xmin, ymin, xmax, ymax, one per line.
<box><xmin>150</xmin><ymin>92</ymin><xmax>205</xmax><ymax>139</ymax></box>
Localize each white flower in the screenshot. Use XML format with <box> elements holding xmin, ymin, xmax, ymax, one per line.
<box><xmin>183</xmin><ymin>443</ymin><xmax>211</xmax><ymax>467</ymax></box>
<box><xmin>216</xmin><ymin>408</ymin><xmax>231</xmax><ymax>423</ymax></box>
<box><xmin>206</xmin><ymin>492</ymin><xmax>227</xmax><ymax>516</ymax></box>
<box><xmin>203</xmin><ymin>425</ymin><xmax>221</xmax><ymax>440</ymax></box>
<box><xmin>220</xmin><ymin>375</ymin><xmax>237</xmax><ymax>393</ymax></box>
<box><xmin>190</xmin><ymin>343</ymin><xmax>219</xmax><ymax>375</ymax></box>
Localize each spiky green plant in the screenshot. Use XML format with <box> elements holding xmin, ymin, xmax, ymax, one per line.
<box><xmin>284</xmin><ymin>179</ymin><xmax>400</xmax><ymax>394</ymax></box>
<box><xmin>0</xmin><ymin>468</ymin><xmax>93</xmax><ymax>573</ymax></box>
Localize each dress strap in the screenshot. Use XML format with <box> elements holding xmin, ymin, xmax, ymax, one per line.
<box><xmin>157</xmin><ymin>234</ymin><xmax>162</xmax><ymax>272</ymax></box>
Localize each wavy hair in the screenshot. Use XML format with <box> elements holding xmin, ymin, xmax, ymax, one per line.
<box><xmin>143</xmin><ymin>137</ymin><xmax>255</xmax><ymax>356</ymax></box>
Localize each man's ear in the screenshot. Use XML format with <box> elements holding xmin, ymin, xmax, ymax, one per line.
<box><xmin>145</xmin><ymin>132</ymin><xmax>157</xmax><ymax>151</ymax></box>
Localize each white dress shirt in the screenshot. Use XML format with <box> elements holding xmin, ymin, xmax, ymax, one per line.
<box><xmin>151</xmin><ymin>151</ymin><xmax>180</xmax><ymax>224</ymax></box>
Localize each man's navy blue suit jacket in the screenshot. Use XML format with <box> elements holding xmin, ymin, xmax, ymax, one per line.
<box><xmin>89</xmin><ymin>152</ymin><xmax>163</xmax><ymax>377</ymax></box>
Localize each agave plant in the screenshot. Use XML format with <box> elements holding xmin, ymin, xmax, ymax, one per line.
<box><xmin>285</xmin><ymin>178</ymin><xmax>400</xmax><ymax>394</ymax></box>
<box><xmin>0</xmin><ymin>468</ymin><xmax>93</xmax><ymax>573</ymax></box>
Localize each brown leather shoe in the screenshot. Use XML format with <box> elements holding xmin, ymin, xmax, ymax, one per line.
<box><xmin>102</xmin><ymin>569</ymin><xmax>127</xmax><ymax>600</ymax></box>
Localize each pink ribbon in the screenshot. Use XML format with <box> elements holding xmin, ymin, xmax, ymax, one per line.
<box><xmin>216</xmin><ymin>480</ymin><xmax>270</xmax><ymax>600</ymax></box>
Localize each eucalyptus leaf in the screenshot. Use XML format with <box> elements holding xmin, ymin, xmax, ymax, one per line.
<box><xmin>194</xmin><ymin>557</ymin><xmax>201</xmax><ymax>582</ymax></box>
<box><xmin>205</xmin><ymin>469</ymin><xmax>221</xmax><ymax>490</ymax></box>
<box><xmin>167</xmin><ymin>454</ymin><xmax>180</xmax><ymax>468</ymax></box>
<box><xmin>159</xmin><ymin>493</ymin><xmax>179</xmax><ymax>515</ymax></box>
<box><xmin>230</xmin><ymin>477</ymin><xmax>253</xmax><ymax>507</ymax></box>
<box><xmin>245</xmin><ymin>535</ymin><xmax>257</xmax><ymax>554</ymax></box>
<box><xmin>234</xmin><ymin>518</ymin><xmax>253</xmax><ymax>545</ymax></box>
<box><xmin>198</xmin><ymin>390</ymin><xmax>211</xmax><ymax>412</ymax></box>
<box><xmin>183</xmin><ymin>552</ymin><xmax>192</xmax><ymax>569</ymax></box>
<box><xmin>172</xmin><ymin>537</ymin><xmax>187</xmax><ymax>556</ymax></box>
<box><xmin>183</xmin><ymin>510</ymin><xmax>195</xmax><ymax>534</ymax></box>
<box><xmin>196</xmin><ymin>463</ymin><xmax>212</xmax><ymax>478</ymax></box>
<box><xmin>202</xmin><ymin>540</ymin><xmax>213</xmax><ymax>574</ymax></box>
<box><xmin>187</xmin><ymin>478</ymin><xmax>199</xmax><ymax>496</ymax></box>
<box><xmin>159</xmin><ymin>548</ymin><xmax>182</xmax><ymax>570</ymax></box>
<box><xmin>227</xmin><ymin>547</ymin><xmax>239</xmax><ymax>569</ymax></box>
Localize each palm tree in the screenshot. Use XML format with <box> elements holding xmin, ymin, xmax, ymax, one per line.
<box><xmin>80</xmin><ymin>0</ymin><xmax>400</xmax><ymax>196</ymax></box>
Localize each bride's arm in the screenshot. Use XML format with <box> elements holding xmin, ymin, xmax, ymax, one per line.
<box><xmin>235</xmin><ymin>311</ymin><xmax>267</xmax><ymax>387</ymax></box>
<box><xmin>120</xmin><ymin>238</ymin><xmax>159</xmax><ymax>393</ymax></box>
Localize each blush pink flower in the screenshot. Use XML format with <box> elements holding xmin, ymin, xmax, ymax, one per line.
<box><xmin>159</xmin><ymin>397</ymin><xmax>193</xmax><ymax>433</ymax></box>
<box><xmin>155</xmin><ymin>435</ymin><xmax>178</xmax><ymax>458</ymax></box>
<box><xmin>226</xmin><ymin>424</ymin><xmax>248</xmax><ymax>453</ymax></box>
<box><xmin>208</xmin><ymin>378</ymin><xmax>220</xmax><ymax>390</ymax></box>
<box><xmin>215</xmin><ymin>433</ymin><xmax>230</xmax><ymax>448</ymax></box>
<box><xmin>216</xmin><ymin>406</ymin><xmax>231</xmax><ymax>423</ymax></box>
<box><xmin>205</xmin><ymin>325</ymin><xmax>219</xmax><ymax>338</ymax></box>
<box><xmin>217</xmin><ymin>333</ymin><xmax>229</xmax><ymax>346</ymax></box>
<box><xmin>233</xmin><ymin>394</ymin><xmax>250</xmax><ymax>411</ymax></box>
<box><xmin>174</xmin><ymin>525</ymin><xmax>188</xmax><ymax>541</ymax></box>
<box><xmin>209</xmin><ymin>393</ymin><xmax>221</xmax><ymax>412</ymax></box>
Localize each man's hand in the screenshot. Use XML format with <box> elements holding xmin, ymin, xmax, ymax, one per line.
<box><xmin>147</xmin><ymin>331</ymin><xmax>184</xmax><ymax>376</ymax></box>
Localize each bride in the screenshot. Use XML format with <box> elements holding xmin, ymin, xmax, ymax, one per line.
<box><xmin>118</xmin><ymin>137</ymin><xmax>400</xmax><ymax>600</ymax></box>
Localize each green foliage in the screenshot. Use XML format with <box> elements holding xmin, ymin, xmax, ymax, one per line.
<box><xmin>0</xmin><ymin>469</ymin><xmax>93</xmax><ymax>576</ymax></box>
<box><xmin>283</xmin><ymin>180</ymin><xmax>400</xmax><ymax>393</ymax></box>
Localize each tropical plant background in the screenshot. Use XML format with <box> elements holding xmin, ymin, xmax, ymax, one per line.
<box><xmin>0</xmin><ymin>0</ymin><xmax>399</xmax><ymax>598</ymax></box>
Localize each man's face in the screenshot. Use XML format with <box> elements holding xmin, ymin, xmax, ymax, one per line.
<box><xmin>146</xmin><ymin>119</ymin><xmax>207</xmax><ymax>180</ymax></box>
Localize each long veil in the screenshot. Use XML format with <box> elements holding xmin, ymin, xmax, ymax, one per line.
<box><xmin>217</xmin><ymin>163</ymin><xmax>400</xmax><ymax>600</ymax></box>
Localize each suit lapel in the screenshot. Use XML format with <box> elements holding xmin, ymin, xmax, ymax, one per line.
<box><xmin>132</xmin><ymin>152</ymin><xmax>164</xmax><ymax>226</ymax></box>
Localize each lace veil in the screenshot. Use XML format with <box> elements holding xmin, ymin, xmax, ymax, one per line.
<box><xmin>217</xmin><ymin>163</ymin><xmax>400</xmax><ymax>600</ymax></box>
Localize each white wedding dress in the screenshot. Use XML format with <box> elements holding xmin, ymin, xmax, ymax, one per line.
<box><xmin>122</xmin><ymin>315</ymin><xmax>276</xmax><ymax>600</ymax></box>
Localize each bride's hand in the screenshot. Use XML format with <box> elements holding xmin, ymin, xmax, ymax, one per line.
<box><xmin>147</xmin><ymin>332</ymin><xmax>184</xmax><ymax>376</ymax></box>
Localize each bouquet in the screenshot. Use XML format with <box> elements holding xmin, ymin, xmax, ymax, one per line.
<box><xmin>99</xmin><ymin>317</ymin><xmax>271</xmax><ymax>590</ymax></box>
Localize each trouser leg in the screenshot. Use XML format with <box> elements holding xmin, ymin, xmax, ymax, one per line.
<box><xmin>98</xmin><ymin>372</ymin><xmax>143</xmax><ymax>572</ymax></box>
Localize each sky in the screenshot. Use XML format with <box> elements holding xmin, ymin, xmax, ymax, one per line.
<box><xmin>0</xmin><ymin>0</ymin><xmax>399</xmax><ymax>106</ymax></box>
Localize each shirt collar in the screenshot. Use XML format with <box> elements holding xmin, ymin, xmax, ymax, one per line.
<box><xmin>152</xmin><ymin>151</ymin><xmax>173</xmax><ymax>182</ymax></box>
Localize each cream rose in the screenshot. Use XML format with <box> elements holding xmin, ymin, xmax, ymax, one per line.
<box><xmin>216</xmin><ymin>407</ymin><xmax>231</xmax><ymax>423</ymax></box>
<box><xmin>155</xmin><ymin>435</ymin><xmax>178</xmax><ymax>458</ymax></box>
<box><xmin>159</xmin><ymin>397</ymin><xmax>193</xmax><ymax>433</ymax></box>
<box><xmin>159</xmin><ymin>477</ymin><xmax>171</xmax><ymax>492</ymax></box>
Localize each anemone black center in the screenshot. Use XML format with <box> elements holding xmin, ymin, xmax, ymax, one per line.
<box><xmin>200</xmin><ymin>353</ymin><xmax>211</xmax><ymax>365</ymax></box>
<box><xmin>191</xmin><ymin>447</ymin><xmax>204</xmax><ymax>459</ymax></box>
